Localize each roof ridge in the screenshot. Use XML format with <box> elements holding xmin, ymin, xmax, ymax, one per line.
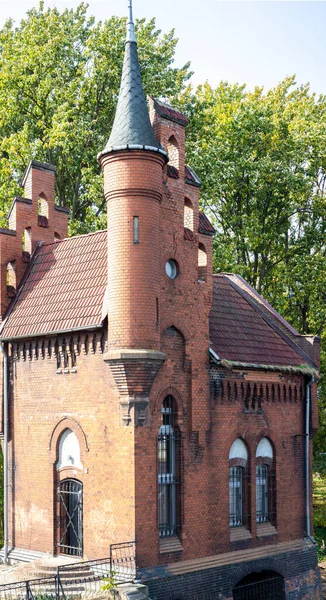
<box><xmin>39</xmin><ymin>228</ymin><xmax>107</xmax><ymax>249</ymax></box>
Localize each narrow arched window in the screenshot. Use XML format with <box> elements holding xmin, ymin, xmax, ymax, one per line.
<box><xmin>256</xmin><ymin>438</ymin><xmax>274</xmax><ymax>524</ymax></box>
<box><xmin>184</xmin><ymin>198</ymin><xmax>193</xmax><ymax>231</ymax></box>
<box><xmin>38</xmin><ymin>193</ymin><xmax>49</xmax><ymax>227</ymax></box>
<box><xmin>167</xmin><ymin>136</ymin><xmax>179</xmax><ymax>170</ymax></box>
<box><xmin>198</xmin><ymin>243</ymin><xmax>207</xmax><ymax>282</ymax></box>
<box><xmin>23</xmin><ymin>227</ymin><xmax>32</xmax><ymax>255</ymax></box>
<box><xmin>158</xmin><ymin>396</ymin><xmax>181</xmax><ymax>538</ymax></box>
<box><xmin>229</xmin><ymin>439</ymin><xmax>248</xmax><ymax>528</ymax></box>
<box><xmin>6</xmin><ymin>260</ymin><xmax>16</xmax><ymax>297</ymax></box>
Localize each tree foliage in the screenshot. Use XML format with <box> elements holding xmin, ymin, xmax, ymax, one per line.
<box><xmin>0</xmin><ymin>1</ymin><xmax>191</xmax><ymax>232</ymax></box>
<box><xmin>180</xmin><ymin>78</ymin><xmax>326</xmax><ymax>452</ymax></box>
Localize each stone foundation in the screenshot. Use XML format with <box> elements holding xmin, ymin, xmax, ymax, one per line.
<box><xmin>142</xmin><ymin>539</ymin><xmax>322</xmax><ymax>600</ymax></box>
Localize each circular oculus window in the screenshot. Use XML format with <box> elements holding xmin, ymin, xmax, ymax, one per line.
<box><xmin>165</xmin><ymin>259</ymin><xmax>179</xmax><ymax>279</ymax></box>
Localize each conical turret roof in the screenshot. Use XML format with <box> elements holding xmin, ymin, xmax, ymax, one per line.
<box><xmin>98</xmin><ymin>1</ymin><xmax>167</xmax><ymax>161</ymax></box>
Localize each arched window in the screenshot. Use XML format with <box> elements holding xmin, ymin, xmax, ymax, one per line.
<box><xmin>198</xmin><ymin>243</ymin><xmax>207</xmax><ymax>282</ymax></box>
<box><xmin>6</xmin><ymin>261</ymin><xmax>16</xmax><ymax>296</ymax></box>
<box><xmin>38</xmin><ymin>193</ymin><xmax>49</xmax><ymax>227</ymax></box>
<box><xmin>57</xmin><ymin>429</ymin><xmax>82</xmax><ymax>470</ymax></box>
<box><xmin>256</xmin><ymin>438</ymin><xmax>274</xmax><ymax>524</ymax></box>
<box><xmin>184</xmin><ymin>198</ymin><xmax>193</xmax><ymax>231</ymax></box>
<box><xmin>23</xmin><ymin>227</ymin><xmax>32</xmax><ymax>255</ymax></box>
<box><xmin>167</xmin><ymin>136</ymin><xmax>179</xmax><ymax>170</ymax></box>
<box><xmin>54</xmin><ymin>232</ymin><xmax>61</xmax><ymax>241</ymax></box>
<box><xmin>229</xmin><ymin>439</ymin><xmax>248</xmax><ymax>528</ymax></box>
<box><xmin>158</xmin><ymin>396</ymin><xmax>181</xmax><ymax>538</ymax></box>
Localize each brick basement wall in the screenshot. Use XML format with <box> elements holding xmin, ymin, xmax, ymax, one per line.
<box><xmin>144</xmin><ymin>544</ymin><xmax>321</xmax><ymax>600</ymax></box>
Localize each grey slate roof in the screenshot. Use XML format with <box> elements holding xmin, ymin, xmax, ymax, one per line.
<box><xmin>99</xmin><ymin>40</ymin><xmax>166</xmax><ymax>160</ymax></box>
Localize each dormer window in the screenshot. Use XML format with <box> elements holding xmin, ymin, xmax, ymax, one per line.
<box><xmin>38</xmin><ymin>193</ymin><xmax>49</xmax><ymax>227</ymax></box>
<box><xmin>184</xmin><ymin>199</ymin><xmax>193</xmax><ymax>232</ymax></box>
<box><xmin>167</xmin><ymin>135</ymin><xmax>179</xmax><ymax>170</ymax></box>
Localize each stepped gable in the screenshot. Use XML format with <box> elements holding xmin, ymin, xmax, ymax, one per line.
<box><xmin>210</xmin><ymin>273</ymin><xmax>313</xmax><ymax>368</ymax></box>
<box><xmin>0</xmin><ymin>230</ymin><xmax>107</xmax><ymax>340</ymax></box>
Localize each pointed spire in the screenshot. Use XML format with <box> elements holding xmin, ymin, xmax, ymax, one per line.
<box><xmin>126</xmin><ymin>0</ymin><xmax>136</xmax><ymax>43</ymax></box>
<box><xmin>98</xmin><ymin>0</ymin><xmax>167</xmax><ymax>161</ymax></box>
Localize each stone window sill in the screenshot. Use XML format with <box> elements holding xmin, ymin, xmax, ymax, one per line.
<box><xmin>230</xmin><ymin>526</ymin><xmax>252</xmax><ymax>543</ymax></box>
<box><xmin>256</xmin><ymin>522</ymin><xmax>278</xmax><ymax>538</ymax></box>
<box><xmin>159</xmin><ymin>536</ymin><xmax>183</xmax><ymax>554</ymax></box>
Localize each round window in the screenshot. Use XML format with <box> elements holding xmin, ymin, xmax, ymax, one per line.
<box><xmin>165</xmin><ymin>259</ymin><xmax>179</xmax><ymax>279</ymax></box>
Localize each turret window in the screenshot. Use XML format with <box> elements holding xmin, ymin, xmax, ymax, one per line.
<box><xmin>133</xmin><ymin>216</ymin><xmax>139</xmax><ymax>244</ymax></box>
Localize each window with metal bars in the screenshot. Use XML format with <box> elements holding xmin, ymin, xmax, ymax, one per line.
<box><xmin>229</xmin><ymin>466</ymin><xmax>243</xmax><ymax>526</ymax></box>
<box><xmin>256</xmin><ymin>464</ymin><xmax>268</xmax><ymax>523</ymax></box>
<box><xmin>158</xmin><ymin>396</ymin><xmax>181</xmax><ymax>538</ymax></box>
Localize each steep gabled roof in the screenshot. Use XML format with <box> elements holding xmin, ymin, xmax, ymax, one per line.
<box><xmin>0</xmin><ymin>231</ymin><xmax>107</xmax><ymax>340</ymax></box>
<box><xmin>210</xmin><ymin>274</ymin><xmax>316</xmax><ymax>369</ymax></box>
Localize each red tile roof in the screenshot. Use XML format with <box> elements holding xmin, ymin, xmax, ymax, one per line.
<box><xmin>210</xmin><ymin>274</ymin><xmax>313</xmax><ymax>368</ymax></box>
<box><xmin>152</xmin><ymin>98</ymin><xmax>188</xmax><ymax>127</ymax></box>
<box><xmin>1</xmin><ymin>230</ymin><xmax>107</xmax><ymax>340</ymax></box>
<box><xmin>1</xmin><ymin>233</ymin><xmax>314</xmax><ymax>371</ymax></box>
<box><xmin>199</xmin><ymin>212</ymin><xmax>215</xmax><ymax>235</ymax></box>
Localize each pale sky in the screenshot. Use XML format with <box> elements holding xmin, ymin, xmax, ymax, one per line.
<box><xmin>0</xmin><ymin>0</ymin><xmax>325</xmax><ymax>95</ymax></box>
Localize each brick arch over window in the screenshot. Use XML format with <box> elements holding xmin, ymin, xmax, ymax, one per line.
<box><xmin>154</xmin><ymin>386</ymin><xmax>184</xmax><ymax>416</ymax></box>
<box><xmin>48</xmin><ymin>417</ymin><xmax>89</xmax><ymax>463</ymax></box>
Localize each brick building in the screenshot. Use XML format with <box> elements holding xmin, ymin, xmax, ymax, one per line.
<box><xmin>0</xmin><ymin>3</ymin><xmax>322</xmax><ymax>599</ymax></box>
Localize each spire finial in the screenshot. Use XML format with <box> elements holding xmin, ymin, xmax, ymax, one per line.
<box><xmin>127</xmin><ymin>0</ymin><xmax>136</xmax><ymax>43</ymax></box>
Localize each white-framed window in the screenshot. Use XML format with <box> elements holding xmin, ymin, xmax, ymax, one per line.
<box><xmin>256</xmin><ymin>437</ymin><xmax>274</xmax><ymax>524</ymax></box>
<box><xmin>229</xmin><ymin>438</ymin><xmax>248</xmax><ymax>528</ymax></box>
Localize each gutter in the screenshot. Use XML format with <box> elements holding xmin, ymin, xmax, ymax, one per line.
<box><xmin>305</xmin><ymin>376</ymin><xmax>316</xmax><ymax>544</ymax></box>
<box><xmin>208</xmin><ymin>350</ymin><xmax>318</xmax><ymax>378</ymax></box>
<box><xmin>0</xmin><ymin>342</ymin><xmax>8</xmax><ymax>563</ymax></box>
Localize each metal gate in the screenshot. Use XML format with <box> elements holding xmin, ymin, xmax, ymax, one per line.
<box><xmin>233</xmin><ymin>574</ymin><xmax>285</xmax><ymax>600</ymax></box>
<box><xmin>58</xmin><ymin>479</ymin><xmax>83</xmax><ymax>556</ymax></box>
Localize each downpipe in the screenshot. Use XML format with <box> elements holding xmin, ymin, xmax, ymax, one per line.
<box><xmin>0</xmin><ymin>342</ymin><xmax>8</xmax><ymax>563</ymax></box>
<box><xmin>305</xmin><ymin>375</ymin><xmax>316</xmax><ymax>544</ymax></box>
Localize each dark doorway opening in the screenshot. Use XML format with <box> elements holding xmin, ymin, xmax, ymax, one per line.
<box><xmin>58</xmin><ymin>479</ymin><xmax>83</xmax><ymax>556</ymax></box>
<box><xmin>233</xmin><ymin>570</ymin><xmax>285</xmax><ymax>600</ymax></box>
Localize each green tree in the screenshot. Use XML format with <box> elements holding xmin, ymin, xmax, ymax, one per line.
<box><xmin>180</xmin><ymin>77</ymin><xmax>326</xmax><ymax>451</ymax></box>
<box><xmin>0</xmin><ymin>1</ymin><xmax>191</xmax><ymax>232</ymax></box>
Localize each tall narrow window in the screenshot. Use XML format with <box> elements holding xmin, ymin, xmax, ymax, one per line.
<box><xmin>158</xmin><ymin>396</ymin><xmax>181</xmax><ymax>538</ymax></box>
<box><xmin>229</xmin><ymin>466</ymin><xmax>243</xmax><ymax>526</ymax></box>
<box><xmin>23</xmin><ymin>227</ymin><xmax>32</xmax><ymax>255</ymax></box>
<box><xmin>184</xmin><ymin>198</ymin><xmax>193</xmax><ymax>231</ymax></box>
<box><xmin>133</xmin><ymin>216</ymin><xmax>139</xmax><ymax>244</ymax></box>
<box><xmin>256</xmin><ymin>464</ymin><xmax>268</xmax><ymax>523</ymax></box>
<box><xmin>167</xmin><ymin>136</ymin><xmax>179</xmax><ymax>170</ymax></box>
<box><xmin>198</xmin><ymin>243</ymin><xmax>207</xmax><ymax>282</ymax></box>
<box><xmin>256</xmin><ymin>438</ymin><xmax>274</xmax><ymax>525</ymax></box>
<box><xmin>6</xmin><ymin>261</ymin><xmax>16</xmax><ymax>296</ymax></box>
<box><xmin>229</xmin><ymin>438</ymin><xmax>249</xmax><ymax>528</ymax></box>
<box><xmin>38</xmin><ymin>193</ymin><xmax>49</xmax><ymax>227</ymax></box>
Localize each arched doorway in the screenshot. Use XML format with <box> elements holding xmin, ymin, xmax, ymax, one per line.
<box><xmin>58</xmin><ymin>479</ymin><xmax>83</xmax><ymax>556</ymax></box>
<box><xmin>233</xmin><ymin>570</ymin><xmax>285</xmax><ymax>600</ymax></box>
